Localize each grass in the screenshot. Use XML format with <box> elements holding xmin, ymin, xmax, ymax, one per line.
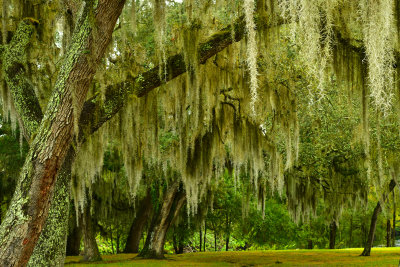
<box><xmin>65</xmin><ymin>248</ymin><xmax>400</xmax><ymax>266</ymax></box>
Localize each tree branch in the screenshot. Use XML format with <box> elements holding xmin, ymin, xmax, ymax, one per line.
<box><xmin>2</xmin><ymin>18</ymin><xmax>43</xmax><ymax>141</ymax></box>
<box><xmin>78</xmin><ymin>16</ymin><xmax>250</xmax><ymax>138</ymax></box>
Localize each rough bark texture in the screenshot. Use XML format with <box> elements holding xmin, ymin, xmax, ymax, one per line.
<box><xmin>329</xmin><ymin>221</ymin><xmax>337</xmax><ymax>249</ymax></box>
<box><xmin>27</xmin><ymin>149</ymin><xmax>74</xmax><ymax>266</ymax></box>
<box><xmin>139</xmin><ymin>184</ymin><xmax>186</xmax><ymax>259</ymax></box>
<box><xmin>1</xmin><ymin>18</ymin><xmax>75</xmax><ymax>266</ymax></box>
<box><xmin>124</xmin><ymin>191</ymin><xmax>153</xmax><ymax>253</ymax></box>
<box><xmin>1</xmin><ymin>19</ymin><xmax>43</xmax><ymax>141</ymax></box>
<box><xmin>0</xmin><ymin>1</ymin><xmax>125</xmax><ymax>265</ymax></box>
<box><xmin>82</xmin><ymin>199</ymin><xmax>102</xmax><ymax>262</ymax></box>
<box><xmin>361</xmin><ymin>179</ymin><xmax>396</xmax><ymax>256</ymax></box>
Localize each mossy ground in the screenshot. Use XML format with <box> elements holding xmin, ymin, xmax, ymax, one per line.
<box><xmin>65</xmin><ymin>248</ymin><xmax>400</xmax><ymax>266</ymax></box>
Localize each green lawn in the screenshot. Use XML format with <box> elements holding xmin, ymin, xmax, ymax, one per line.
<box><xmin>65</xmin><ymin>248</ymin><xmax>400</xmax><ymax>266</ymax></box>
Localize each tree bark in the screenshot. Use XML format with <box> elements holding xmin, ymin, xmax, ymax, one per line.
<box><xmin>204</xmin><ymin>222</ymin><xmax>207</xmax><ymax>252</ymax></box>
<box><xmin>329</xmin><ymin>221</ymin><xmax>337</xmax><ymax>249</ymax></box>
<box><xmin>2</xmin><ymin>17</ymin><xmax>75</xmax><ymax>266</ymax></box>
<box><xmin>214</xmin><ymin>232</ymin><xmax>217</xmax><ymax>251</ymax></box>
<box><xmin>172</xmin><ymin>230</ymin><xmax>178</xmax><ymax>254</ymax></box>
<box><xmin>1</xmin><ymin>18</ymin><xmax>75</xmax><ymax>266</ymax></box>
<box><xmin>0</xmin><ymin>1</ymin><xmax>125</xmax><ymax>265</ymax></box>
<box><xmin>82</xmin><ymin>199</ymin><xmax>101</xmax><ymax>262</ymax></box>
<box><xmin>393</xmin><ymin>189</ymin><xmax>396</xmax><ymax>247</ymax></box>
<box><xmin>178</xmin><ymin>236</ymin><xmax>184</xmax><ymax>254</ymax></box>
<box><xmin>225</xmin><ymin>213</ymin><xmax>230</xmax><ymax>251</ymax></box>
<box><xmin>361</xmin><ymin>179</ymin><xmax>397</xmax><ymax>256</ymax></box>
<box><xmin>361</xmin><ymin>202</ymin><xmax>381</xmax><ymax>256</ymax></box>
<box><xmin>124</xmin><ymin>191</ymin><xmax>153</xmax><ymax>253</ymax></box>
<box><xmin>2</xmin><ymin>19</ymin><xmax>43</xmax><ymax>141</ymax></box>
<box><xmin>172</xmin><ymin>227</ymin><xmax>184</xmax><ymax>254</ymax></box>
<box><xmin>139</xmin><ymin>184</ymin><xmax>186</xmax><ymax>259</ymax></box>
<box><xmin>200</xmin><ymin>228</ymin><xmax>202</xmax><ymax>252</ymax></box>
<box><xmin>27</xmin><ymin>150</ymin><xmax>74</xmax><ymax>266</ymax></box>
<box><xmin>387</xmin><ymin>219</ymin><xmax>391</xmax><ymax>247</ymax></box>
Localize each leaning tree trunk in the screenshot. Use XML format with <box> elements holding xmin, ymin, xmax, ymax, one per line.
<box><xmin>124</xmin><ymin>190</ymin><xmax>153</xmax><ymax>253</ymax></box>
<box><xmin>361</xmin><ymin>179</ymin><xmax>396</xmax><ymax>256</ymax></box>
<box><xmin>329</xmin><ymin>221</ymin><xmax>337</xmax><ymax>249</ymax></box>
<box><xmin>1</xmin><ymin>17</ymin><xmax>77</xmax><ymax>266</ymax></box>
<box><xmin>139</xmin><ymin>184</ymin><xmax>186</xmax><ymax>259</ymax></box>
<box><xmin>0</xmin><ymin>1</ymin><xmax>125</xmax><ymax>265</ymax></box>
<box><xmin>27</xmin><ymin>150</ymin><xmax>74</xmax><ymax>266</ymax></box>
<box><xmin>361</xmin><ymin>202</ymin><xmax>381</xmax><ymax>256</ymax></box>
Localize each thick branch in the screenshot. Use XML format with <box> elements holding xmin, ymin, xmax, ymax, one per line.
<box><xmin>79</xmin><ymin>17</ymin><xmax>249</xmax><ymax>137</ymax></box>
<box><xmin>2</xmin><ymin>18</ymin><xmax>43</xmax><ymax>141</ymax></box>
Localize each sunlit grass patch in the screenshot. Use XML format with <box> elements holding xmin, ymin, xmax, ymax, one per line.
<box><xmin>65</xmin><ymin>248</ymin><xmax>400</xmax><ymax>266</ymax></box>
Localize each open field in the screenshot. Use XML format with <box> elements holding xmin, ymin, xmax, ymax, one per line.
<box><xmin>65</xmin><ymin>248</ymin><xmax>400</xmax><ymax>266</ymax></box>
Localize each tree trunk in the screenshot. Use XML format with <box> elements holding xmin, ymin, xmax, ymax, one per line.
<box><xmin>116</xmin><ymin>231</ymin><xmax>120</xmax><ymax>254</ymax></box>
<box><xmin>361</xmin><ymin>179</ymin><xmax>396</xmax><ymax>256</ymax></box>
<box><xmin>361</xmin><ymin>202</ymin><xmax>381</xmax><ymax>256</ymax></box>
<box><xmin>329</xmin><ymin>221</ymin><xmax>337</xmax><ymax>249</ymax></box>
<box><xmin>124</xmin><ymin>191</ymin><xmax>153</xmax><ymax>253</ymax></box>
<box><xmin>66</xmin><ymin>215</ymin><xmax>83</xmax><ymax>256</ymax></box>
<box><xmin>393</xmin><ymin>189</ymin><xmax>396</xmax><ymax>247</ymax></box>
<box><xmin>139</xmin><ymin>184</ymin><xmax>186</xmax><ymax>259</ymax></box>
<box><xmin>110</xmin><ymin>228</ymin><xmax>114</xmax><ymax>254</ymax></box>
<box><xmin>0</xmin><ymin>1</ymin><xmax>125</xmax><ymax>265</ymax></box>
<box><xmin>387</xmin><ymin>219</ymin><xmax>391</xmax><ymax>247</ymax></box>
<box><xmin>200</xmin><ymin>228</ymin><xmax>202</xmax><ymax>252</ymax></box>
<box><xmin>173</xmin><ymin>230</ymin><xmax>178</xmax><ymax>254</ymax></box>
<box><xmin>2</xmin><ymin>18</ymin><xmax>76</xmax><ymax>266</ymax></box>
<box><xmin>307</xmin><ymin>240</ymin><xmax>313</xmax><ymax>249</ymax></box>
<box><xmin>82</xmin><ymin>200</ymin><xmax>102</xmax><ymax>262</ymax></box>
<box><xmin>214</xmin><ymin>232</ymin><xmax>217</xmax><ymax>251</ymax></box>
<box><xmin>27</xmin><ymin>150</ymin><xmax>74</xmax><ymax>266</ymax></box>
<box><xmin>225</xmin><ymin>213</ymin><xmax>230</xmax><ymax>251</ymax></box>
<box><xmin>204</xmin><ymin>222</ymin><xmax>207</xmax><ymax>252</ymax></box>
<box><xmin>178</xmin><ymin>236</ymin><xmax>184</xmax><ymax>254</ymax></box>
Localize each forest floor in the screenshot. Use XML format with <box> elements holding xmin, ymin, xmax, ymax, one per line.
<box><xmin>65</xmin><ymin>248</ymin><xmax>400</xmax><ymax>266</ymax></box>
